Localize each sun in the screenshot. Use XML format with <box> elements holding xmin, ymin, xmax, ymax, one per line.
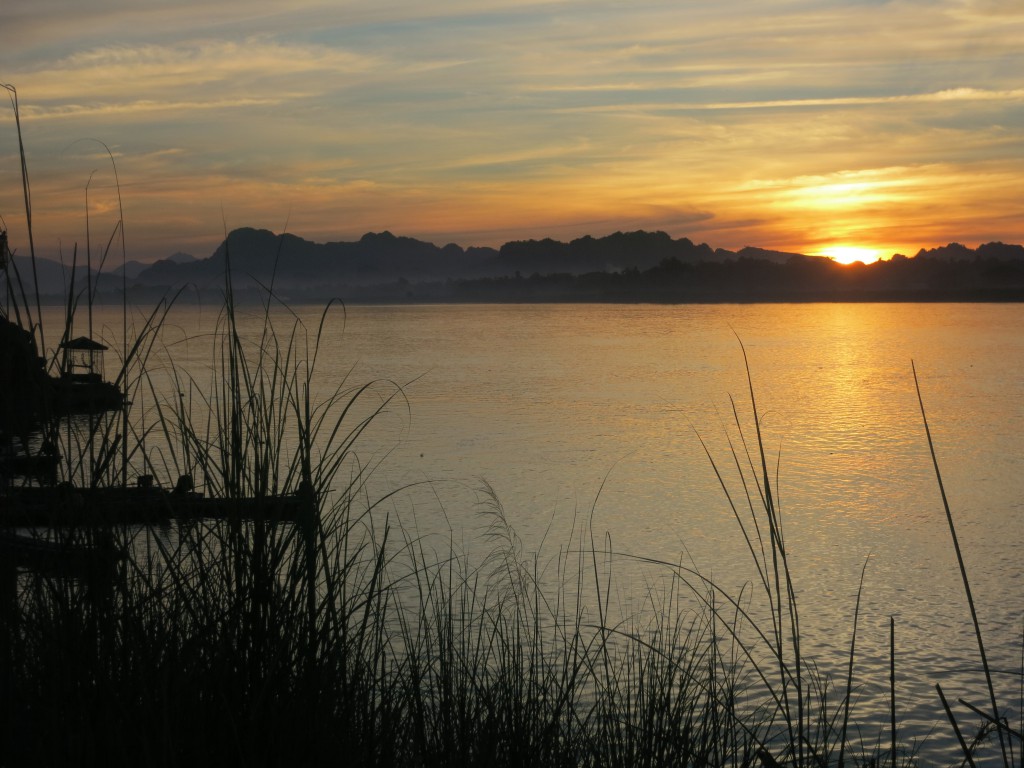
<box><xmin>816</xmin><ymin>246</ymin><xmax>886</xmax><ymax>265</ymax></box>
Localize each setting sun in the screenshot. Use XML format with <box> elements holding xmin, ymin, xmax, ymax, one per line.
<box><xmin>816</xmin><ymin>246</ymin><xmax>887</xmax><ymax>265</ymax></box>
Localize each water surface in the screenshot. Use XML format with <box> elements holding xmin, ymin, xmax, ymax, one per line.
<box><xmin>59</xmin><ymin>301</ymin><xmax>1024</xmax><ymax>764</ymax></box>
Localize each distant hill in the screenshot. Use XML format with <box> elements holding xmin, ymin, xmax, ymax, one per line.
<box><xmin>730</xmin><ymin>246</ymin><xmax>810</xmax><ymax>264</ymax></box>
<box><xmin>134</xmin><ymin>228</ymin><xmax>503</xmax><ymax>294</ymax></box>
<box><xmin>5</xmin><ymin>229</ymin><xmax>1024</xmax><ymax>303</ymax></box>
<box><xmin>133</xmin><ymin>228</ymin><xmax>805</xmax><ymax>296</ymax></box>
<box><xmin>5</xmin><ymin>250</ymin><xmax>197</xmax><ymax>297</ymax></box>
<box><xmin>114</xmin><ymin>251</ymin><xmax>196</xmax><ymax>280</ymax></box>
<box><xmin>498</xmin><ymin>231</ymin><xmax>718</xmax><ymax>274</ymax></box>
<box><xmin>916</xmin><ymin>241</ymin><xmax>1024</xmax><ymax>261</ymax></box>
<box><xmin>5</xmin><ymin>255</ymin><xmax>97</xmax><ymax>298</ymax></box>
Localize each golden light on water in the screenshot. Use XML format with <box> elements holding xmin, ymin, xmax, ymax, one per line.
<box><xmin>816</xmin><ymin>245</ymin><xmax>888</xmax><ymax>265</ymax></box>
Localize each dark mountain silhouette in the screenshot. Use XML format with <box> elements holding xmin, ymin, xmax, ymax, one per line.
<box><xmin>498</xmin><ymin>230</ymin><xmax>720</xmax><ymax>274</ymax></box>
<box><xmin>117</xmin><ymin>251</ymin><xmax>196</xmax><ymax>280</ymax></box>
<box><xmin>915</xmin><ymin>241</ymin><xmax>1024</xmax><ymax>262</ymax></box>
<box><xmin>6</xmin><ymin>255</ymin><xmax>97</xmax><ymax>298</ymax></box>
<box><xmin>135</xmin><ymin>228</ymin><xmax>503</xmax><ymax>293</ymax></box>
<box><xmin>731</xmin><ymin>246</ymin><xmax>809</xmax><ymax>264</ymax></box>
<box><xmin>976</xmin><ymin>242</ymin><xmax>1024</xmax><ymax>260</ymax></box>
<box><xmin>133</xmin><ymin>228</ymin><xmax>799</xmax><ymax>295</ymax></box>
<box><xmin>6</xmin><ymin>250</ymin><xmax>197</xmax><ymax>297</ymax></box>
<box><xmin>915</xmin><ymin>242</ymin><xmax>977</xmax><ymax>261</ymax></box>
<box><xmin>5</xmin><ymin>228</ymin><xmax>1024</xmax><ymax>303</ymax></box>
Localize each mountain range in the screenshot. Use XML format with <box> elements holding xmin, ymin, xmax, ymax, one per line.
<box><xmin>5</xmin><ymin>228</ymin><xmax>1024</xmax><ymax>303</ymax></box>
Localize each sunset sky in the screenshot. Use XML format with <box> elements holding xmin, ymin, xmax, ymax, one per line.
<box><xmin>2</xmin><ymin>1</ymin><xmax>1022</xmax><ymax>264</ymax></box>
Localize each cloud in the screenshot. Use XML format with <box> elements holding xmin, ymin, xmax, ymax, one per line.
<box><xmin>2</xmin><ymin>0</ymin><xmax>1022</xmax><ymax>262</ymax></box>
<box><xmin>626</xmin><ymin>88</ymin><xmax>1024</xmax><ymax>112</ymax></box>
<box><xmin>10</xmin><ymin>38</ymin><xmax>377</xmax><ymax>107</ymax></box>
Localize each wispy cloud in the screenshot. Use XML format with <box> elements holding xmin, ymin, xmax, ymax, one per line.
<box><xmin>12</xmin><ymin>38</ymin><xmax>378</xmax><ymax>104</ymax></box>
<box><xmin>548</xmin><ymin>88</ymin><xmax>1024</xmax><ymax>112</ymax></box>
<box><xmin>2</xmin><ymin>0</ymin><xmax>1022</xmax><ymax>260</ymax></box>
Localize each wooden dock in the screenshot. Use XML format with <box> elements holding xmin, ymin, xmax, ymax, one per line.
<box><xmin>0</xmin><ymin>481</ymin><xmax>314</xmax><ymax>528</ymax></box>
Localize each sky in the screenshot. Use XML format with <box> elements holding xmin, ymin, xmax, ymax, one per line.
<box><xmin>2</xmin><ymin>0</ymin><xmax>1023</xmax><ymax>265</ymax></box>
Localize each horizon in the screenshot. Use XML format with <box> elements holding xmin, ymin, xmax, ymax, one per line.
<box><xmin>8</xmin><ymin>224</ymin><xmax>1017</xmax><ymax>271</ymax></box>
<box><xmin>2</xmin><ymin>3</ymin><xmax>1023</xmax><ymax>265</ymax></box>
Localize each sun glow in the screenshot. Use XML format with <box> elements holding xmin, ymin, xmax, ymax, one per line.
<box><xmin>816</xmin><ymin>245</ymin><xmax>887</xmax><ymax>265</ymax></box>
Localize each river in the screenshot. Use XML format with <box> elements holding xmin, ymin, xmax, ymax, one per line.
<box><xmin>41</xmin><ymin>300</ymin><xmax>1024</xmax><ymax>765</ymax></box>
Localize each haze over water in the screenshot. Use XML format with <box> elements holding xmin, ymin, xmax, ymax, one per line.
<box><xmin>64</xmin><ymin>300</ymin><xmax>1023</xmax><ymax>765</ymax></box>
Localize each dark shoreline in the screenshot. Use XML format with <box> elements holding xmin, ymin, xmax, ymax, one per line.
<box><xmin>30</xmin><ymin>289</ymin><xmax>1024</xmax><ymax>306</ymax></box>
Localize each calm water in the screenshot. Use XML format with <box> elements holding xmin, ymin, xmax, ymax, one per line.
<box><xmin>50</xmin><ymin>301</ymin><xmax>1024</xmax><ymax>764</ymax></box>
